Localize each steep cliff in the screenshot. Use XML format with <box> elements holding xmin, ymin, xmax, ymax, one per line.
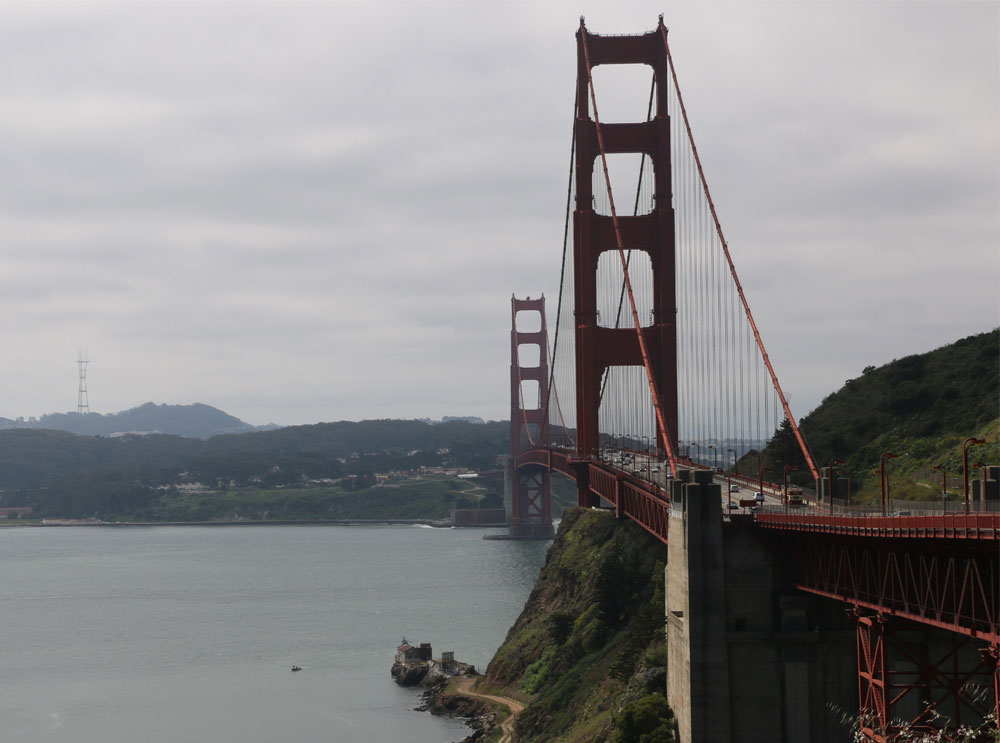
<box><xmin>467</xmin><ymin>507</ymin><xmax>674</xmax><ymax>742</ymax></box>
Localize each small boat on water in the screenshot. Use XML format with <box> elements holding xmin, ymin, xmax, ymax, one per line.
<box><xmin>291</xmin><ymin>665</ymin><xmax>302</xmax><ymax>672</ymax></box>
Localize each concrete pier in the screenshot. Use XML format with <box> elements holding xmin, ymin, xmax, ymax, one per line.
<box><xmin>665</xmin><ymin>469</ymin><xmax>857</xmax><ymax>742</ymax></box>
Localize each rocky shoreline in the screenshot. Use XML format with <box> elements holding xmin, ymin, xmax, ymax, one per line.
<box><xmin>416</xmin><ymin>679</ymin><xmax>496</xmax><ymax>743</ymax></box>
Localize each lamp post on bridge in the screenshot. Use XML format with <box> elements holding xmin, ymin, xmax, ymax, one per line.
<box><xmin>962</xmin><ymin>438</ymin><xmax>986</xmax><ymax>515</ymax></box>
<box><xmin>879</xmin><ymin>452</ymin><xmax>899</xmax><ymax>517</ymax></box>
<box><xmin>783</xmin><ymin>464</ymin><xmax>799</xmax><ymax>513</ymax></box>
<box><xmin>747</xmin><ymin>449</ymin><xmax>762</xmax><ymax>496</ymax></box>
<box><xmin>727</xmin><ymin>448</ymin><xmax>736</xmax><ymax>511</ymax></box>
<box><xmin>972</xmin><ymin>461</ymin><xmax>986</xmax><ymax>513</ymax></box>
<box><xmin>931</xmin><ymin>465</ymin><xmax>947</xmax><ymax>511</ymax></box>
<box><xmin>708</xmin><ymin>444</ymin><xmax>717</xmax><ymax>472</ymax></box>
<box><xmin>763</xmin><ymin>468</ymin><xmax>773</xmax><ymax>505</ymax></box>
<box><xmin>828</xmin><ymin>458</ymin><xmax>845</xmax><ymax>515</ymax></box>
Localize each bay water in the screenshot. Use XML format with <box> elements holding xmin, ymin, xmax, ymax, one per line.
<box><xmin>0</xmin><ymin>524</ymin><xmax>549</xmax><ymax>742</ymax></box>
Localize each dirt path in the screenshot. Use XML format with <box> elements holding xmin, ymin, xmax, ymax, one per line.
<box><xmin>456</xmin><ymin>678</ymin><xmax>525</xmax><ymax>743</ymax></box>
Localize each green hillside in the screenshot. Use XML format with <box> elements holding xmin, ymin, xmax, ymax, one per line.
<box><xmin>761</xmin><ymin>329</ymin><xmax>999</xmax><ymax>501</ymax></box>
<box><xmin>0</xmin><ymin>419</ymin><xmax>509</xmax><ymax>520</ymax></box>
<box><xmin>459</xmin><ymin>507</ymin><xmax>672</xmax><ymax>743</ymax></box>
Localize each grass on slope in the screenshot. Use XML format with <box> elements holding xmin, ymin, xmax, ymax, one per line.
<box><xmin>482</xmin><ymin>507</ymin><xmax>673</xmax><ymax>743</ymax></box>
<box><xmin>763</xmin><ymin>329</ymin><xmax>999</xmax><ymax>496</ymax></box>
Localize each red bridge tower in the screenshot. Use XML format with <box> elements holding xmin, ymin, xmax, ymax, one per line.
<box><xmin>572</xmin><ymin>19</ymin><xmax>678</xmax><ymax>505</ymax></box>
<box><xmin>507</xmin><ymin>296</ymin><xmax>554</xmax><ymax>538</ymax></box>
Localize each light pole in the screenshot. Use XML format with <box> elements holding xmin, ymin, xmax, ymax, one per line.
<box><xmin>972</xmin><ymin>461</ymin><xmax>986</xmax><ymax>511</ymax></box>
<box><xmin>727</xmin><ymin>448</ymin><xmax>736</xmax><ymax>509</ymax></box>
<box><xmin>708</xmin><ymin>444</ymin><xmax>717</xmax><ymax>472</ymax></box>
<box><xmin>962</xmin><ymin>438</ymin><xmax>986</xmax><ymax>515</ymax></box>
<box><xmin>783</xmin><ymin>464</ymin><xmax>799</xmax><ymax>513</ymax></box>
<box><xmin>879</xmin><ymin>452</ymin><xmax>899</xmax><ymax>516</ymax></box>
<box><xmin>747</xmin><ymin>449</ymin><xmax>762</xmax><ymax>496</ymax></box>
<box><xmin>828</xmin><ymin>458</ymin><xmax>845</xmax><ymax>515</ymax></box>
<box><xmin>931</xmin><ymin>465</ymin><xmax>947</xmax><ymax>511</ymax></box>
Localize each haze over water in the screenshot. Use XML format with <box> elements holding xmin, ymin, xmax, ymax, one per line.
<box><xmin>0</xmin><ymin>524</ymin><xmax>549</xmax><ymax>743</ymax></box>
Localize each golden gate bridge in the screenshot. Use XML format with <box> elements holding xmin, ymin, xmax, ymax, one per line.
<box><xmin>507</xmin><ymin>17</ymin><xmax>998</xmax><ymax>743</ymax></box>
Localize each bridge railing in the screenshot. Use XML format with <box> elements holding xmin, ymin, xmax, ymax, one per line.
<box><xmin>755</xmin><ymin>497</ymin><xmax>999</xmax><ymax>517</ymax></box>
<box><xmin>754</xmin><ymin>510</ymin><xmax>1000</xmax><ymax>540</ymax></box>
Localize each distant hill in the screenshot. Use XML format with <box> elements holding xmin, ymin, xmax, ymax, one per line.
<box><xmin>0</xmin><ymin>402</ymin><xmax>275</xmax><ymax>439</ymax></box>
<box><xmin>0</xmin><ymin>417</ymin><xmax>510</xmax><ymax>518</ymax></box>
<box><xmin>762</xmin><ymin>328</ymin><xmax>999</xmax><ymax>498</ymax></box>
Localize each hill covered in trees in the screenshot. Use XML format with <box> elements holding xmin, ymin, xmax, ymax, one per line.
<box><xmin>759</xmin><ymin>328</ymin><xmax>999</xmax><ymax>500</ymax></box>
<box><xmin>437</xmin><ymin>507</ymin><xmax>672</xmax><ymax>743</ymax></box>
<box><xmin>0</xmin><ymin>402</ymin><xmax>272</xmax><ymax>439</ymax></box>
<box><xmin>0</xmin><ymin>418</ymin><xmax>508</xmax><ymax>520</ymax></box>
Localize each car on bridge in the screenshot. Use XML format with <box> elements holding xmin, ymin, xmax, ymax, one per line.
<box><xmin>729</xmin><ymin>484</ymin><xmax>740</xmax><ymax>492</ymax></box>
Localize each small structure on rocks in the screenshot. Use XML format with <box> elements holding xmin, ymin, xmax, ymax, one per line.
<box><xmin>391</xmin><ymin>639</ymin><xmax>477</xmax><ymax>686</ymax></box>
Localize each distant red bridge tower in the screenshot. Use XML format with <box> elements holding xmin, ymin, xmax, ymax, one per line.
<box><xmin>506</xmin><ymin>296</ymin><xmax>554</xmax><ymax>538</ymax></box>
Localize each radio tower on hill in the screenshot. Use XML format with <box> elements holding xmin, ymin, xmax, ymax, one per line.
<box><xmin>77</xmin><ymin>349</ymin><xmax>90</xmax><ymax>415</ymax></box>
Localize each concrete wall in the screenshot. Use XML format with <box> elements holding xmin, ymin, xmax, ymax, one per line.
<box><xmin>666</xmin><ymin>469</ymin><xmax>857</xmax><ymax>743</ymax></box>
<box><xmin>666</xmin><ymin>470</ymin><xmax>731</xmax><ymax>743</ymax></box>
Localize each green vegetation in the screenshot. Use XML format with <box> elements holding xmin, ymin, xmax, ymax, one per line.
<box><xmin>103</xmin><ymin>478</ymin><xmax>481</xmax><ymax>523</ymax></box>
<box><xmin>757</xmin><ymin>329</ymin><xmax>999</xmax><ymax>500</ymax></box>
<box><xmin>1</xmin><ymin>402</ymin><xmax>262</xmax><ymax>438</ymax></box>
<box><xmin>480</xmin><ymin>507</ymin><xmax>672</xmax><ymax>743</ymax></box>
<box><xmin>0</xmin><ymin>419</ymin><xmax>508</xmax><ymax>520</ymax></box>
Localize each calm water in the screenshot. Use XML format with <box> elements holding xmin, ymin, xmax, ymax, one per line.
<box><xmin>0</xmin><ymin>524</ymin><xmax>549</xmax><ymax>743</ymax></box>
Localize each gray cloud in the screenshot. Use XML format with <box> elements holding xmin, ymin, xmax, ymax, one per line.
<box><xmin>0</xmin><ymin>2</ymin><xmax>995</xmax><ymax>426</ymax></box>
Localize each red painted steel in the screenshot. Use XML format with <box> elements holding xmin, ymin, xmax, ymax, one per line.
<box><xmin>579</xmin><ymin>22</ymin><xmax>679</xmax><ymax>478</ymax></box>
<box><xmin>573</xmin><ymin>20</ymin><xmax>679</xmax><ymax>484</ymax></box>
<box><xmin>856</xmin><ymin>614</ymin><xmax>889</xmax><ymax>742</ymax></box>
<box><xmin>853</xmin><ymin>610</ymin><xmax>996</xmax><ymax>740</ymax></box>
<box><xmin>789</xmin><ymin>536</ymin><xmax>999</xmax><ymax>643</ymax></box>
<box><xmin>755</xmin><ymin>512</ymin><xmax>1000</xmax><ymax>540</ymax></box>
<box><xmin>511</xmin><ymin>296</ymin><xmax>549</xmax><ymax>452</ymax></box>
<box><xmin>510</xmin><ymin>297</ymin><xmax>552</xmax><ymax>529</ymax></box>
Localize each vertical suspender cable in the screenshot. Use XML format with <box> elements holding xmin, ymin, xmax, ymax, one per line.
<box><xmin>660</xmin><ymin>27</ymin><xmax>818</xmax><ymax>481</ymax></box>
<box><xmin>548</xmin><ymin>89</ymin><xmax>580</xmax><ymax>447</ymax></box>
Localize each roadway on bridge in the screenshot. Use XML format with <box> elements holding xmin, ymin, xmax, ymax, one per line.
<box><xmin>600</xmin><ymin>449</ymin><xmax>814</xmax><ymax>514</ymax></box>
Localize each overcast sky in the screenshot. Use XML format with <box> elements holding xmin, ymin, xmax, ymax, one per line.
<box><xmin>2</xmin><ymin>1</ymin><xmax>997</xmax><ymax>427</ymax></box>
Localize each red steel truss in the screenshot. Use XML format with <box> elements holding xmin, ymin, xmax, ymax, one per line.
<box><xmin>783</xmin><ymin>534</ymin><xmax>999</xmax><ymax>642</ymax></box>
<box><xmin>855</xmin><ymin>610</ymin><xmax>997</xmax><ymax>742</ymax></box>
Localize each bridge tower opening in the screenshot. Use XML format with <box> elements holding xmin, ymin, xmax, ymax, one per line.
<box><xmin>507</xmin><ymin>296</ymin><xmax>554</xmax><ymax>539</ymax></box>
